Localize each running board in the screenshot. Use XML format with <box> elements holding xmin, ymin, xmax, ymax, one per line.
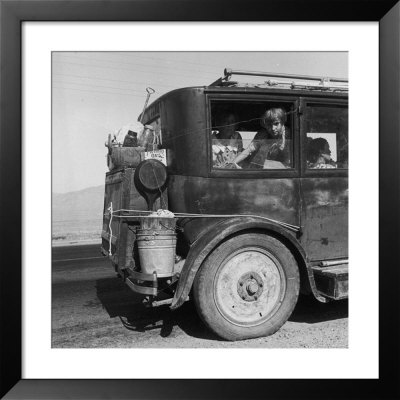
<box><xmin>312</xmin><ymin>264</ymin><xmax>348</xmax><ymax>300</ymax></box>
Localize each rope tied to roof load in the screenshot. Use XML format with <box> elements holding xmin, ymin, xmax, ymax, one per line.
<box><xmin>107</xmin><ymin>202</ymin><xmax>113</xmax><ymax>256</ymax></box>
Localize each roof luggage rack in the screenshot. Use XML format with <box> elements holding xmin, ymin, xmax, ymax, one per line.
<box><xmin>210</xmin><ymin>68</ymin><xmax>348</xmax><ymax>92</ymax></box>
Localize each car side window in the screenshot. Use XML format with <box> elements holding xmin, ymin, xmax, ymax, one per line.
<box><xmin>210</xmin><ymin>101</ymin><xmax>294</xmax><ymax>170</ymax></box>
<box><xmin>304</xmin><ymin>104</ymin><xmax>348</xmax><ymax>169</ymax></box>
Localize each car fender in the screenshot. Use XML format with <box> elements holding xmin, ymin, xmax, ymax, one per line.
<box><xmin>171</xmin><ymin>216</ymin><xmax>319</xmax><ymax>309</ymax></box>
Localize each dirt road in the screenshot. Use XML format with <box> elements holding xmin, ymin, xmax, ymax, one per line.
<box><xmin>52</xmin><ymin>244</ymin><xmax>348</xmax><ymax>348</ymax></box>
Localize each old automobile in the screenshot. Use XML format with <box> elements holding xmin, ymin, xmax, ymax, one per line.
<box><xmin>101</xmin><ymin>68</ymin><xmax>348</xmax><ymax>341</ymax></box>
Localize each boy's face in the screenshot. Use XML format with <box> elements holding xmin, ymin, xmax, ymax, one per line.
<box><xmin>321</xmin><ymin>143</ymin><xmax>332</xmax><ymax>161</ymax></box>
<box><xmin>219</xmin><ymin>114</ymin><xmax>236</xmax><ymax>139</ymax></box>
<box><xmin>267</xmin><ymin>118</ymin><xmax>284</xmax><ymax>137</ymax></box>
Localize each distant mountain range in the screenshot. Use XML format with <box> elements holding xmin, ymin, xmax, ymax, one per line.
<box><xmin>53</xmin><ymin>185</ymin><xmax>105</xmax><ymax>222</ymax></box>
<box><xmin>52</xmin><ymin>185</ymin><xmax>105</xmax><ymax>241</ymax></box>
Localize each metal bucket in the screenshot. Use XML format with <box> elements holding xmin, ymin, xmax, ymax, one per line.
<box><xmin>140</xmin><ymin>217</ymin><xmax>176</xmax><ymax>232</ymax></box>
<box><xmin>136</xmin><ymin>229</ymin><xmax>177</xmax><ymax>277</ymax></box>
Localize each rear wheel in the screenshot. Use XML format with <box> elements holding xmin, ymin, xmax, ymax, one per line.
<box><xmin>193</xmin><ymin>233</ymin><xmax>300</xmax><ymax>341</ymax></box>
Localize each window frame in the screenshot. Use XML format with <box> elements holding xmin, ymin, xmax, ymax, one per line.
<box><xmin>300</xmin><ymin>97</ymin><xmax>349</xmax><ymax>178</ymax></box>
<box><xmin>205</xmin><ymin>93</ymin><xmax>301</xmax><ymax>179</ymax></box>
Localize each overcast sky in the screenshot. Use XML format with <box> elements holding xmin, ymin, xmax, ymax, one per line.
<box><xmin>52</xmin><ymin>51</ymin><xmax>347</xmax><ymax>193</ymax></box>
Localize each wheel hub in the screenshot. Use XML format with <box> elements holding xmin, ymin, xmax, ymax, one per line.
<box><xmin>213</xmin><ymin>247</ymin><xmax>285</xmax><ymax>327</ymax></box>
<box><xmin>237</xmin><ymin>271</ymin><xmax>264</xmax><ymax>301</ymax></box>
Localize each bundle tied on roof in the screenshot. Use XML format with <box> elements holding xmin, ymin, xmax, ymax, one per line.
<box><xmin>106</xmin><ymin>121</ymin><xmax>146</xmax><ymax>170</ymax></box>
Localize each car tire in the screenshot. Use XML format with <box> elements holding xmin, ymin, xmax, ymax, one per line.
<box><xmin>193</xmin><ymin>233</ymin><xmax>300</xmax><ymax>341</ymax></box>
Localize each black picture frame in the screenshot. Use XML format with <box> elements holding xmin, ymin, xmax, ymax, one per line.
<box><xmin>1</xmin><ymin>1</ymin><xmax>399</xmax><ymax>399</ymax></box>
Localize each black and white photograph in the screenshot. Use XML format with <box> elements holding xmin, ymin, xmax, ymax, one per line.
<box><xmin>2</xmin><ymin>2</ymin><xmax>400</xmax><ymax>396</ymax></box>
<box><xmin>52</xmin><ymin>51</ymin><xmax>349</xmax><ymax>348</ymax></box>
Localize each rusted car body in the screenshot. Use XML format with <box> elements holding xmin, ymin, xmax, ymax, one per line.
<box><xmin>101</xmin><ymin>69</ymin><xmax>348</xmax><ymax>340</ymax></box>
